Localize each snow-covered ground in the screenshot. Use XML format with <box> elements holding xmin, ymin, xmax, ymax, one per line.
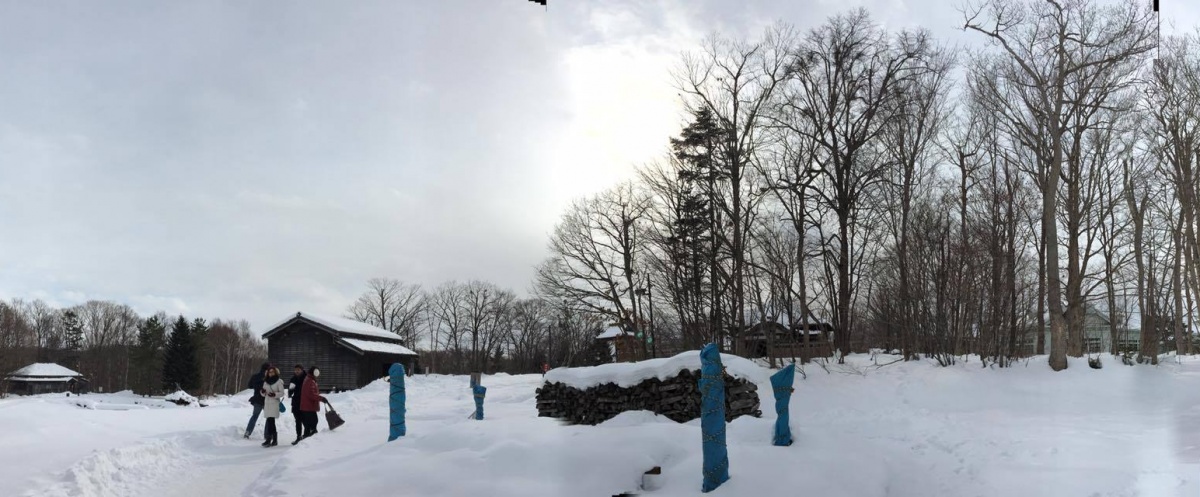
<box><xmin>3</xmin><ymin>353</ymin><xmax>1199</xmax><ymax>497</ymax></box>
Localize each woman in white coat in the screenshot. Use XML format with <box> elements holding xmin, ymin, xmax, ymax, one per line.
<box><xmin>259</xmin><ymin>366</ymin><xmax>287</xmax><ymax>447</ymax></box>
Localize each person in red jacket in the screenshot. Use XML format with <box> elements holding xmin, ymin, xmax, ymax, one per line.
<box><xmin>293</xmin><ymin>366</ymin><xmax>325</xmax><ymax>444</ymax></box>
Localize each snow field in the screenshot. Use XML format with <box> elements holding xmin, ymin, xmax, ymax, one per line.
<box><xmin>2</xmin><ymin>354</ymin><xmax>1198</xmax><ymax>496</ymax></box>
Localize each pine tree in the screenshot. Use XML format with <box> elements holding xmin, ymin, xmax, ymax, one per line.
<box><xmin>190</xmin><ymin>318</ymin><xmax>208</xmax><ymax>393</ymax></box>
<box><xmin>61</xmin><ymin>310</ymin><xmax>84</xmax><ymax>370</ymax></box>
<box><xmin>162</xmin><ymin>315</ymin><xmax>199</xmax><ymax>392</ymax></box>
<box><xmin>670</xmin><ymin>107</ymin><xmax>725</xmax><ymax>348</ymax></box>
<box><xmin>133</xmin><ymin>316</ymin><xmax>167</xmax><ymax>394</ymax></box>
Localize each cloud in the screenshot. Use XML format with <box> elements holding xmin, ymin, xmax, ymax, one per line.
<box><xmin>0</xmin><ymin>0</ymin><xmax>1195</xmax><ymax>332</ymax></box>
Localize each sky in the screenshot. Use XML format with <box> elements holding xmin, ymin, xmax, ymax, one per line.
<box><xmin>0</xmin><ymin>0</ymin><xmax>1196</xmax><ymax>333</ymax></box>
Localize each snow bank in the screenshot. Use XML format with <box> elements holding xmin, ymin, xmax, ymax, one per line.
<box><xmin>33</xmin><ymin>433</ymin><xmax>213</xmax><ymax>497</ymax></box>
<box><xmin>543</xmin><ymin>350</ymin><xmax>771</xmax><ymax>389</ymax></box>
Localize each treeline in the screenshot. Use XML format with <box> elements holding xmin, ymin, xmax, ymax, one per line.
<box><xmin>346</xmin><ymin>278</ymin><xmax>610</xmax><ymax>375</ymax></box>
<box><xmin>533</xmin><ymin>1</ymin><xmax>1197</xmax><ymax>370</ymax></box>
<box><xmin>0</xmin><ymin>298</ymin><xmax>265</xmax><ymax>395</ymax></box>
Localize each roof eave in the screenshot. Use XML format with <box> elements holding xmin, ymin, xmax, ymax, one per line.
<box><xmin>334</xmin><ymin>338</ymin><xmax>418</xmax><ymax>357</ymax></box>
<box><xmin>333</xmin><ymin>338</ymin><xmax>367</xmax><ymax>356</ymax></box>
<box><xmin>263</xmin><ymin>314</ymin><xmax>404</xmax><ymax>343</ymax></box>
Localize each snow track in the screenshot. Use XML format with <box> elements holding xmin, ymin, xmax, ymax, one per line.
<box><xmin>30</xmin><ymin>419</ymin><xmax>314</xmax><ymax>497</ymax></box>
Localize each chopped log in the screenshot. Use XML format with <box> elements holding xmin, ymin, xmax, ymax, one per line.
<box><xmin>534</xmin><ymin>369</ymin><xmax>762</xmax><ymax>425</ymax></box>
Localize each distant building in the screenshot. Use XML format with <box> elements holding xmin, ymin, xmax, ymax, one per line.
<box><xmin>737</xmin><ymin>312</ymin><xmax>834</xmax><ymax>362</ymax></box>
<box><xmin>596</xmin><ymin>324</ymin><xmax>644</xmax><ymax>363</ymax></box>
<box><xmin>4</xmin><ymin>363</ymin><xmax>89</xmax><ymax>395</ymax></box>
<box><xmin>262</xmin><ymin>312</ymin><xmax>419</xmax><ymax>391</ymax></box>
<box><xmin>1020</xmin><ymin>306</ymin><xmax>1140</xmax><ymax>355</ymax></box>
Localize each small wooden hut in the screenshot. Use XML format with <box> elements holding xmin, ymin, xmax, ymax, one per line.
<box><xmin>5</xmin><ymin>363</ymin><xmax>89</xmax><ymax>395</ymax></box>
<box><xmin>595</xmin><ymin>324</ymin><xmax>644</xmax><ymax>363</ymax></box>
<box><xmin>737</xmin><ymin>314</ymin><xmax>834</xmax><ymax>362</ymax></box>
<box><xmin>262</xmin><ymin>312</ymin><xmax>419</xmax><ymax>391</ymax></box>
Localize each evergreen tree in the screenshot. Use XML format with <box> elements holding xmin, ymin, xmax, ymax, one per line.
<box><xmin>61</xmin><ymin>310</ymin><xmax>84</xmax><ymax>370</ymax></box>
<box><xmin>669</xmin><ymin>107</ymin><xmax>725</xmax><ymax>347</ymax></box>
<box><xmin>162</xmin><ymin>315</ymin><xmax>199</xmax><ymax>392</ymax></box>
<box><xmin>133</xmin><ymin>316</ymin><xmax>167</xmax><ymax>394</ymax></box>
<box><xmin>190</xmin><ymin>318</ymin><xmax>209</xmax><ymax>393</ymax></box>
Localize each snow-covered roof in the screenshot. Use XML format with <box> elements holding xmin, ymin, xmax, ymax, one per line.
<box><xmin>9</xmin><ymin>376</ymin><xmax>79</xmax><ymax>382</ymax></box>
<box><xmin>338</xmin><ymin>337</ymin><xmax>418</xmax><ymax>356</ymax></box>
<box><xmin>745</xmin><ymin>327</ymin><xmax>824</xmax><ymax>338</ymax></box>
<box><xmin>544</xmin><ymin>350</ymin><xmax>769</xmax><ymax>389</ymax></box>
<box><xmin>7</xmin><ymin>363</ymin><xmax>82</xmax><ymax>379</ymax></box>
<box><xmin>264</xmin><ymin>311</ymin><xmax>401</xmax><ymax>341</ymax></box>
<box><xmin>596</xmin><ymin>325</ymin><xmax>629</xmax><ymax>340</ymax></box>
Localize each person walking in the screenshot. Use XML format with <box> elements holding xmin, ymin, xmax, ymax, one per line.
<box><xmin>287</xmin><ymin>364</ymin><xmax>306</xmax><ymax>442</ymax></box>
<box><xmin>294</xmin><ymin>366</ymin><xmax>325</xmax><ymax>444</ymax></box>
<box><xmin>260</xmin><ymin>366</ymin><xmax>287</xmax><ymax>447</ymax></box>
<box><xmin>244</xmin><ymin>362</ymin><xmax>269</xmax><ymax>439</ymax></box>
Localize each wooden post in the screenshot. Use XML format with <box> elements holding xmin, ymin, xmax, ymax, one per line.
<box><xmin>388</xmin><ymin>363</ymin><xmax>406</xmax><ymax>441</ymax></box>
<box><xmin>699</xmin><ymin>344</ymin><xmax>729</xmax><ymax>492</ymax></box>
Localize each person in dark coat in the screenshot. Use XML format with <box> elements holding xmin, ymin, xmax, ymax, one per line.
<box><xmin>260</xmin><ymin>366</ymin><xmax>287</xmax><ymax>447</ymax></box>
<box><xmin>287</xmin><ymin>364</ymin><xmax>306</xmax><ymax>442</ymax></box>
<box><xmin>294</xmin><ymin>366</ymin><xmax>325</xmax><ymax>444</ymax></box>
<box><xmin>244</xmin><ymin>362</ymin><xmax>269</xmax><ymax>439</ymax></box>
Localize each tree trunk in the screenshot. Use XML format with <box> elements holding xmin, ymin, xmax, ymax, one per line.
<box><xmin>1045</xmin><ymin>114</ymin><xmax>1068</xmax><ymax>371</ymax></box>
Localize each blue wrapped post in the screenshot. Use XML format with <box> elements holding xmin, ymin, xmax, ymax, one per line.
<box><xmin>699</xmin><ymin>343</ymin><xmax>729</xmax><ymax>492</ymax></box>
<box><xmin>388</xmin><ymin>363</ymin><xmax>406</xmax><ymax>441</ymax></box>
<box><xmin>770</xmin><ymin>364</ymin><xmax>795</xmax><ymax>446</ymax></box>
<box><xmin>472</xmin><ymin>384</ymin><xmax>486</xmax><ymax>420</ymax></box>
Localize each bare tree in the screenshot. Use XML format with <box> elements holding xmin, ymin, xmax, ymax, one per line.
<box><xmin>963</xmin><ymin>0</ymin><xmax>1156</xmax><ymax>370</ymax></box>
<box><xmin>508</xmin><ymin>298</ymin><xmax>551</xmax><ymax>373</ymax></box>
<box><xmin>0</xmin><ymin>301</ymin><xmax>35</xmax><ymax>378</ymax></box>
<box><xmin>1144</xmin><ymin>33</ymin><xmax>1200</xmax><ymax>356</ymax></box>
<box><xmin>461</xmin><ymin>280</ymin><xmax>515</xmax><ymax>373</ymax></box>
<box><xmin>878</xmin><ymin>36</ymin><xmax>955</xmax><ymax>360</ymax></box>
<box><xmin>428</xmin><ymin>281</ymin><xmax>468</xmax><ymax>373</ymax></box>
<box><xmin>638</xmin><ymin>157</ymin><xmax>708</xmax><ymax>350</ymax></box>
<box><xmin>71</xmin><ymin>300</ymin><xmax>139</xmax><ymax>392</ymax></box>
<box><xmin>347</xmin><ymin>278</ymin><xmax>425</xmax><ymax>347</ymax></box>
<box><xmin>786</xmin><ymin>9</ymin><xmax>932</xmax><ymax>361</ymax></box>
<box><xmin>676</xmin><ymin>24</ymin><xmax>796</xmax><ymax>352</ymax></box>
<box><xmin>536</xmin><ymin>183</ymin><xmax>652</xmax><ymax>327</ymax></box>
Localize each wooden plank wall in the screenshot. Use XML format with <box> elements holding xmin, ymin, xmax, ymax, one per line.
<box><xmin>267</xmin><ymin>322</ymin><xmax>361</xmax><ymax>391</ymax></box>
<box><xmin>356</xmin><ymin>353</ymin><xmax>417</xmax><ymax>387</ymax></box>
<box><xmin>764</xmin><ymin>342</ymin><xmax>833</xmax><ymax>362</ymax></box>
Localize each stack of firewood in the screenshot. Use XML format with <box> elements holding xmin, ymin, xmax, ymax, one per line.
<box><xmin>535</xmin><ymin>369</ymin><xmax>761</xmax><ymax>425</ymax></box>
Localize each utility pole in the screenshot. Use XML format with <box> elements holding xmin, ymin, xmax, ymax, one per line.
<box><xmin>648</xmin><ymin>280</ymin><xmax>656</xmax><ymax>358</ymax></box>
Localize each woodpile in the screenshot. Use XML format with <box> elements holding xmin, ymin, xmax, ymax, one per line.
<box><xmin>535</xmin><ymin>369</ymin><xmax>761</xmax><ymax>425</ymax></box>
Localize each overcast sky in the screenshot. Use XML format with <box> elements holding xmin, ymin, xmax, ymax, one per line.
<box><xmin>0</xmin><ymin>0</ymin><xmax>1196</xmax><ymax>332</ymax></box>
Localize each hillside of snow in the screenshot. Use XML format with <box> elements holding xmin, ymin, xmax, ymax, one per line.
<box><xmin>3</xmin><ymin>353</ymin><xmax>1199</xmax><ymax>497</ymax></box>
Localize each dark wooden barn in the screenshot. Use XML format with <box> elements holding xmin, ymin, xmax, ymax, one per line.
<box><xmin>737</xmin><ymin>314</ymin><xmax>835</xmax><ymax>363</ymax></box>
<box><xmin>4</xmin><ymin>363</ymin><xmax>89</xmax><ymax>395</ymax></box>
<box><xmin>262</xmin><ymin>312</ymin><xmax>419</xmax><ymax>391</ymax></box>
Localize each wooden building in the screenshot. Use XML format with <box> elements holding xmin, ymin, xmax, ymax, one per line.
<box><xmin>262</xmin><ymin>312</ymin><xmax>419</xmax><ymax>391</ymax></box>
<box><xmin>737</xmin><ymin>316</ymin><xmax>834</xmax><ymax>363</ymax></box>
<box><xmin>4</xmin><ymin>363</ymin><xmax>89</xmax><ymax>395</ymax></box>
<box><xmin>596</xmin><ymin>324</ymin><xmax>645</xmax><ymax>363</ymax></box>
